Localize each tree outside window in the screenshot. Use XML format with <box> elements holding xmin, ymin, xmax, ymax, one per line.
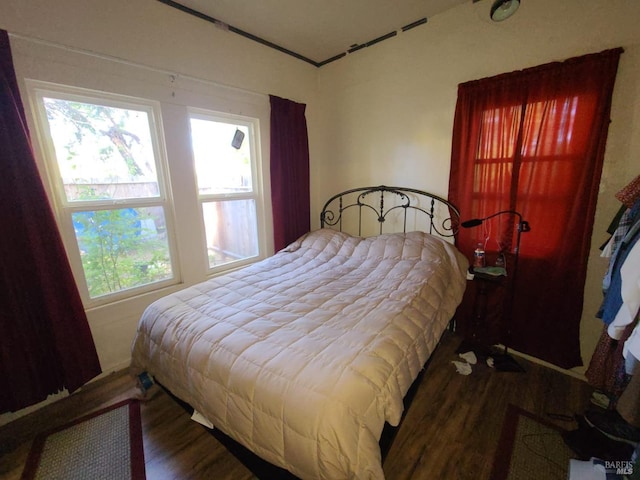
<box><xmin>37</xmin><ymin>92</ymin><xmax>175</xmax><ymax>301</ymax></box>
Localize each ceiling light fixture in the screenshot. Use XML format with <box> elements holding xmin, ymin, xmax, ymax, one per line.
<box><xmin>490</xmin><ymin>0</ymin><xmax>520</xmax><ymax>22</ymax></box>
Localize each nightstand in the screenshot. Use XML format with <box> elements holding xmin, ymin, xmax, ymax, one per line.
<box><xmin>453</xmin><ymin>266</ymin><xmax>525</xmax><ymax>371</ymax></box>
<box><xmin>453</xmin><ymin>267</ymin><xmax>507</xmax><ymax>348</ymax></box>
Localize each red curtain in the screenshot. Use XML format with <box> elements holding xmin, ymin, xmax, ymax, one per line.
<box><xmin>449</xmin><ymin>48</ymin><xmax>622</xmax><ymax>369</ymax></box>
<box><xmin>0</xmin><ymin>30</ymin><xmax>101</xmax><ymax>413</ymax></box>
<box><xmin>269</xmin><ymin>95</ymin><xmax>310</xmax><ymax>251</ymax></box>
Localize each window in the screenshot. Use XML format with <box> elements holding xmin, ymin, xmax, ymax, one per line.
<box><xmin>30</xmin><ymin>83</ymin><xmax>177</xmax><ymax>304</ymax></box>
<box><xmin>189</xmin><ymin>111</ymin><xmax>262</xmax><ymax>271</ymax></box>
<box><xmin>473</xmin><ymin>97</ymin><xmax>582</xmax><ymax>257</ymax></box>
<box><xmin>448</xmin><ymin>49</ymin><xmax>622</xmax><ymax>368</ymax></box>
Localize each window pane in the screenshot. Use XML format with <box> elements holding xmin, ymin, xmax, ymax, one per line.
<box><xmin>72</xmin><ymin>207</ymin><xmax>172</xmax><ymax>298</ymax></box>
<box><xmin>202</xmin><ymin>200</ymin><xmax>258</xmax><ymax>268</ymax></box>
<box><xmin>190</xmin><ymin>118</ymin><xmax>253</xmax><ymax>195</ymax></box>
<box><xmin>42</xmin><ymin>97</ymin><xmax>160</xmax><ymax>201</ymax></box>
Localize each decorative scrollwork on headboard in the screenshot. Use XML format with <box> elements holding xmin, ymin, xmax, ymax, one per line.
<box><xmin>320</xmin><ymin>185</ymin><xmax>460</xmax><ymax>238</ymax></box>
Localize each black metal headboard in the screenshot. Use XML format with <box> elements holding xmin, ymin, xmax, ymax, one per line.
<box><xmin>320</xmin><ymin>185</ymin><xmax>460</xmax><ymax>238</ymax></box>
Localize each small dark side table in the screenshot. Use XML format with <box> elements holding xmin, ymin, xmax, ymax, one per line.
<box><xmin>452</xmin><ymin>265</ymin><xmax>525</xmax><ymax>372</ymax></box>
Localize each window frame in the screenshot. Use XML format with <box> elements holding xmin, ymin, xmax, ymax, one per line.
<box><xmin>26</xmin><ymin>80</ymin><xmax>181</xmax><ymax>307</ymax></box>
<box><xmin>188</xmin><ymin>108</ymin><xmax>266</xmax><ymax>274</ymax></box>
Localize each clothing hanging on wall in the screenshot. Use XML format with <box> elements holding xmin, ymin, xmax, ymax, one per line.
<box><xmin>616</xmin><ymin>173</ymin><xmax>640</xmax><ymax>208</ymax></box>
<box><xmin>586</xmin><ymin>319</ymin><xmax>636</xmax><ymax>399</ymax></box>
<box><xmin>567</xmin><ymin>180</ymin><xmax>640</xmax><ymax>462</ymax></box>
<box><xmin>586</xmin><ymin>177</ymin><xmax>640</xmax><ymax>408</ymax></box>
<box><xmin>607</xmin><ymin>238</ymin><xmax>640</xmax><ymax>344</ymax></box>
<box><xmin>597</xmin><ymin>198</ymin><xmax>640</xmax><ymax>324</ymax></box>
<box><xmin>600</xmin><ymin>204</ymin><xmax>627</xmax><ymax>252</ymax></box>
<box><xmin>587</xmin><ymin>178</ymin><xmax>640</xmax><ymax>393</ymax></box>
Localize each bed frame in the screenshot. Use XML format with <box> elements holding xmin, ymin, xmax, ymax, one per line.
<box><xmin>320</xmin><ymin>185</ymin><xmax>460</xmax><ymax>238</ymax></box>
<box><xmin>160</xmin><ymin>185</ymin><xmax>462</xmax><ymax>479</ymax></box>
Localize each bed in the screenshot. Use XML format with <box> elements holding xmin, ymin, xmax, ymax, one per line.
<box><xmin>130</xmin><ymin>185</ymin><xmax>469</xmax><ymax>479</ymax></box>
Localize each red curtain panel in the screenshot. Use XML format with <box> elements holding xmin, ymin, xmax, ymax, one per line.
<box><xmin>0</xmin><ymin>30</ymin><xmax>101</xmax><ymax>413</ymax></box>
<box><xmin>448</xmin><ymin>48</ymin><xmax>623</xmax><ymax>369</ymax></box>
<box><xmin>269</xmin><ymin>95</ymin><xmax>310</xmax><ymax>252</ymax></box>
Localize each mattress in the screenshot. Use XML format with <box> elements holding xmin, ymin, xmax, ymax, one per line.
<box><xmin>130</xmin><ymin>229</ymin><xmax>468</xmax><ymax>479</ymax></box>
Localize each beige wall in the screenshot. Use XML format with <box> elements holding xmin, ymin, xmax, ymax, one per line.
<box><xmin>312</xmin><ymin>0</ymin><xmax>640</xmax><ymax>375</ymax></box>
<box><xmin>1</xmin><ymin>0</ymin><xmax>639</xmax><ymax>422</ymax></box>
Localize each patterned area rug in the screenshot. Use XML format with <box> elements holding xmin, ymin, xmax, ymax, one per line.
<box><xmin>21</xmin><ymin>399</ymin><xmax>145</xmax><ymax>480</ymax></box>
<box><xmin>490</xmin><ymin>404</ymin><xmax>575</xmax><ymax>480</ymax></box>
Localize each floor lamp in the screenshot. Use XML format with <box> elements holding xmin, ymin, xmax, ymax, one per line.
<box><xmin>460</xmin><ymin>210</ymin><xmax>531</xmax><ymax>372</ymax></box>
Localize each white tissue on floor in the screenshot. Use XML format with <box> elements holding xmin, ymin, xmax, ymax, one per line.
<box><xmin>459</xmin><ymin>351</ymin><xmax>478</xmax><ymax>365</ymax></box>
<box><xmin>191</xmin><ymin>409</ymin><xmax>214</xmax><ymax>428</ymax></box>
<box><xmin>452</xmin><ymin>360</ymin><xmax>473</xmax><ymax>375</ymax></box>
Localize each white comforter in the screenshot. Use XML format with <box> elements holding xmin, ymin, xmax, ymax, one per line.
<box><xmin>130</xmin><ymin>229</ymin><xmax>468</xmax><ymax>479</ymax></box>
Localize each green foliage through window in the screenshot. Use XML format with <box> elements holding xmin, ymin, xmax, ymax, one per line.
<box><xmin>73</xmin><ymin>207</ymin><xmax>172</xmax><ymax>298</ymax></box>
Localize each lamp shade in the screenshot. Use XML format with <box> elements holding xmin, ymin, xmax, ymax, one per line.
<box><xmin>490</xmin><ymin>0</ymin><xmax>520</xmax><ymax>22</ymax></box>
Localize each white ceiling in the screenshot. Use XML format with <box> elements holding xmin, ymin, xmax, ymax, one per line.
<box><xmin>167</xmin><ymin>0</ymin><xmax>470</xmax><ymax>66</ymax></box>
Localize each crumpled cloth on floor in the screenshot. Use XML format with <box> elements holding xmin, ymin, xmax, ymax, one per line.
<box><xmin>451</xmin><ymin>360</ymin><xmax>472</xmax><ymax>375</ymax></box>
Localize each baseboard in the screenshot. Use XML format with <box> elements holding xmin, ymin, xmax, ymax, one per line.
<box><xmin>502</xmin><ymin>345</ymin><xmax>588</xmax><ymax>381</ymax></box>
<box><xmin>0</xmin><ymin>364</ymin><xmax>132</xmax><ymax>428</ymax></box>
<box><xmin>0</xmin><ymin>391</ymin><xmax>70</xmax><ymax>428</ymax></box>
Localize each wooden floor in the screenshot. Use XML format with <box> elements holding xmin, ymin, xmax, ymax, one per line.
<box><xmin>0</xmin><ymin>331</ymin><xmax>593</xmax><ymax>480</ymax></box>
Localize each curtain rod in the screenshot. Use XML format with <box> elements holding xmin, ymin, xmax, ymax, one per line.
<box><xmin>7</xmin><ymin>31</ymin><xmax>268</xmax><ymax>100</ymax></box>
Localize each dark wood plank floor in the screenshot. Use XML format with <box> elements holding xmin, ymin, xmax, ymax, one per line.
<box><xmin>0</xmin><ymin>331</ymin><xmax>593</xmax><ymax>479</ymax></box>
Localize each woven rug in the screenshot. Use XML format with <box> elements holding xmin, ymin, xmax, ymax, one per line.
<box><xmin>21</xmin><ymin>399</ymin><xmax>145</xmax><ymax>480</ymax></box>
<box><xmin>490</xmin><ymin>404</ymin><xmax>574</xmax><ymax>480</ymax></box>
